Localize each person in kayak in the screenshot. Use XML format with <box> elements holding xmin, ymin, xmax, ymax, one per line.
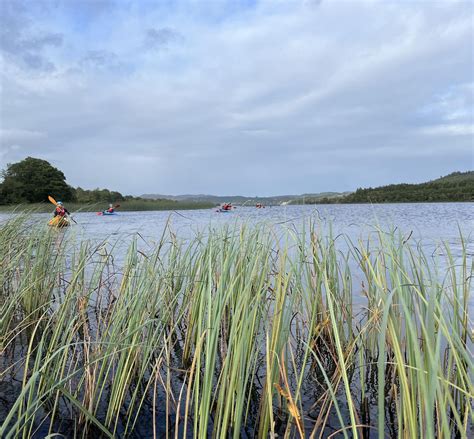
<box><xmin>106</xmin><ymin>204</ymin><xmax>115</xmax><ymax>213</ymax></box>
<box><xmin>53</xmin><ymin>201</ymin><xmax>70</xmax><ymax>218</ymax></box>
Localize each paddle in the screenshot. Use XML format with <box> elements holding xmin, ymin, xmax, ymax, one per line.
<box><xmin>48</xmin><ymin>195</ymin><xmax>77</xmax><ymax>224</ymax></box>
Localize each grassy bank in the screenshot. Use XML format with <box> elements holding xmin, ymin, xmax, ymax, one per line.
<box><xmin>0</xmin><ymin>199</ymin><xmax>214</xmax><ymax>213</ymax></box>
<box><xmin>0</xmin><ymin>215</ymin><xmax>472</xmax><ymax>438</ymax></box>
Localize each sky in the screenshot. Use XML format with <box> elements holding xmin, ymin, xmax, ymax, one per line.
<box><xmin>0</xmin><ymin>0</ymin><xmax>473</xmax><ymax>196</ymax></box>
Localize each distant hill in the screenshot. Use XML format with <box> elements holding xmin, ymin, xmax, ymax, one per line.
<box><xmin>141</xmin><ymin>192</ymin><xmax>349</xmax><ymax>206</ymax></box>
<box><xmin>313</xmin><ymin>171</ymin><xmax>474</xmax><ymax>204</ymax></box>
<box><xmin>141</xmin><ymin>194</ymin><xmax>250</xmax><ymax>203</ymax></box>
<box><xmin>433</xmin><ymin>171</ymin><xmax>474</xmax><ymax>184</ymax></box>
<box><xmin>141</xmin><ymin>171</ymin><xmax>473</xmax><ymax>205</ymax></box>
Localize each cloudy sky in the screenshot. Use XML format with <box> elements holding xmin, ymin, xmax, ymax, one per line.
<box><xmin>0</xmin><ymin>0</ymin><xmax>472</xmax><ymax>196</ymax></box>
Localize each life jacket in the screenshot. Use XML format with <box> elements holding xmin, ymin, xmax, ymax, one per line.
<box><xmin>107</xmin><ymin>208</ymin><xmax>114</xmax><ymax>213</ymax></box>
<box><xmin>56</xmin><ymin>206</ymin><xmax>66</xmax><ymax>217</ymax></box>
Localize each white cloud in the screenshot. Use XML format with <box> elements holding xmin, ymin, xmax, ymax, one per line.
<box><xmin>0</xmin><ymin>0</ymin><xmax>472</xmax><ymax>194</ymax></box>
<box><xmin>0</xmin><ymin>128</ymin><xmax>46</xmax><ymax>142</ymax></box>
<box><xmin>420</xmin><ymin>124</ymin><xmax>474</xmax><ymax>136</ymax></box>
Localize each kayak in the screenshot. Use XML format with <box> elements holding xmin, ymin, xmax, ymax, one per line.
<box><xmin>48</xmin><ymin>216</ymin><xmax>69</xmax><ymax>228</ymax></box>
<box><xmin>217</xmin><ymin>208</ymin><xmax>233</xmax><ymax>213</ymax></box>
<box><xmin>97</xmin><ymin>211</ymin><xmax>117</xmax><ymax>216</ymax></box>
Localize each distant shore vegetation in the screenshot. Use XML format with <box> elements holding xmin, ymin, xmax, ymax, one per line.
<box><xmin>0</xmin><ymin>199</ymin><xmax>213</xmax><ymax>213</ymax></box>
<box><xmin>1</xmin><ymin>157</ymin><xmax>472</xmax><ymax>209</ymax></box>
<box><xmin>0</xmin><ymin>157</ymin><xmax>212</xmax><ymax>211</ymax></box>
<box><xmin>302</xmin><ymin>171</ymin><xmax>474</xmax><ymax>204</ymax></box>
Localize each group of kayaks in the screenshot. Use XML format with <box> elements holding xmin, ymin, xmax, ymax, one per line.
<box><xmin>47</xmin><ymin>196</ymin><xmax>120</xmax><ymax>228</ymax></box>
<box><xmin>47</xmin><ymin>196</ymin><xmax>266</xmax><ymax>228</ymax></box>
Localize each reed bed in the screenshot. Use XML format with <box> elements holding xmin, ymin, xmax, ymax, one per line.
<box><xmin>0</xmin><ymin>215</ymin><xmax>472</xmax><ymax>438</ymax></box>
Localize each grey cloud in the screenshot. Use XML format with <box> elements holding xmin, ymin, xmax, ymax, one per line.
<box><xmin>80</xmin><ymin>50</ymin><xmax>124</xmax><ymax>71</ymax></box>
<box><xmin>1</xmin><ymin>1</ymin><xmax>472</xmax><ymax>195</ymax></box>
<box><xmin>17</xmin><ymin>32</ymin><xmax>63</xmax><ymax>52</ymax></box>
<box><xmin>144</xmin><ymin>28</ymin><xmax>183</xmax><ymax>50</ymax></box>
<box><xmin>0</xmin><ymin>0</ymin><xmax>63</xmax><ymax>71</ymax></box>
<box><xmin>21</xmin><ymin>53</ymin><xmax>55</xmax><ymax>71</ymax></box>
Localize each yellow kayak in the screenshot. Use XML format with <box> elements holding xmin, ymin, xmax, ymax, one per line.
<box><xmin>48</xmin><ymin>216</ymin><xmax>70</xmax><ymax>228</ymax></box>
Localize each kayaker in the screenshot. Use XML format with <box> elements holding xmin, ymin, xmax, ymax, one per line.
<box><xmin>53</xmin><ymin>201</ymin><xmax>70</xmax><ymax>218</ymax></box>
<box><xmin>106</xmin><ymin>204</ymin><xmax>115</xmax><ymax>213</ymax></box>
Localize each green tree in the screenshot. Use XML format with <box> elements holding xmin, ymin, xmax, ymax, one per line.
<box><xmin>74</xmin><ymin>187</ymin><xmax>125</xmax><ymax>203</ymax></box>
<box><xmin>0</xmin><ymin>157</ymin><xmax>75</xmax><ymax>204</ymax></box>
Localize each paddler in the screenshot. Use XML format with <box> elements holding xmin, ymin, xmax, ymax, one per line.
<box><xmin>106</xmin><ymin>204</ymin><xmax>115</xmax><ymax>213</ymax></box>
<box><xmin>53</xmin><ymin>201</ymin><xmax>70</xmax><ymax>218</ymax></box>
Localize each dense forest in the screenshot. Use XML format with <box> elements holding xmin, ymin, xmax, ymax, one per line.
<box><xmin>314</xmin><ymin>172</ymin><xmax>474</xmax><ymax>204</ymax></box>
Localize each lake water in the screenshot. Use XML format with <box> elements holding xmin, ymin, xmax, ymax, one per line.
<box><xmin>2</xmin><ymin>202</ymin><xmax>473</xmax><ymax>310</ymax></box>
<box><xmin>3</xmin><ymin>202</ymin><xmax>473</xmax><ymax>298</ymax></box>
<box><xmin>1</xmin><ymin>202</ymin><xmax>473</xmax><ymax>256</ymax></box>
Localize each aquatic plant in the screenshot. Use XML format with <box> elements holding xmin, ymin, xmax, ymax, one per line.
<box><xmin>0</xmin><ymin>215</ymin><xmax>472</xmax><ymax>438</ymax></box>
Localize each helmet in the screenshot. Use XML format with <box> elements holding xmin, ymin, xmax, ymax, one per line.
<box><xmin>57</xmin><ymin>201</ymin><xmax>63</xmax><ymax>206</ymax></box>
<box><xmin>109</xmin><ymin>204</ymin><xmax>113</xmax><ymax>208</ymax></box>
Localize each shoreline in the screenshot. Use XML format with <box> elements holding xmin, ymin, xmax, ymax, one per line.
<box><xmin>0</xmin><ymin>201</ymin><xmax>214</xmax><ymax>213</ymax></box>
<box><xmin>0</xmin><ymin>200</ymin><xmax>472</xmax><ymax>214</ymax></box>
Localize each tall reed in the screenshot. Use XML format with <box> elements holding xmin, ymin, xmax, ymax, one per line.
<box><xmin>0</xmin><ymin>215</ymin><xmax>472</xmax><ymax>438</ymax></box>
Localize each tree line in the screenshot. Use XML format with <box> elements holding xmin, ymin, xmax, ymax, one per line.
<box><xmin>312</xmin><ymin>171</ymin><xmax>474</xmax><ymax>204</ymax></box>
<box><xmin>1</xmin><ymin>157</ymin><xmax>472</xmax><ymax>206</ymax></box>
<box><xmin>0</xmin><ymin>157</ymin><xmax>130</xmax><ymax>205</ymax></box>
